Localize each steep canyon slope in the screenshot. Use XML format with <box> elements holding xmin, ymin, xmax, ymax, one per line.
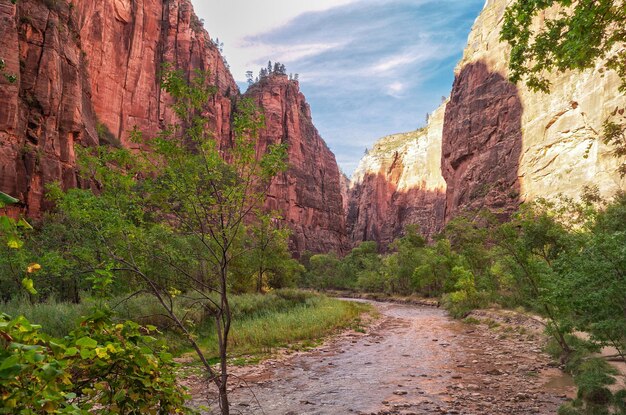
<box><xmin>349</xmin><ymin>0</ymin><xmax>626</xmax><ymax>247</ymax></box>
<box><xmin>245</xmin><ymin>75</ymin><xmax>346</xmax><ymax>254</ymax></box>
<box><xmin>442</xmin><ymin>0</ymin><xmax>626</xmax><ymax>220</ymax></box>
<box><xmin>0</xmin><ymin>0</ymin><xmax>346</xmax><ymax>253</ymax></box>
<box><xmin>347</xmin><ymin>103</ymin><xmax>447</xmax><ymax>248</ymax></box>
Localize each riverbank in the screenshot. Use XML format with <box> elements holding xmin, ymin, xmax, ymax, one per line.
<box><xmin>189</xmin><ymin>299</ymin><xmax>575</xmax><ymax>414</ymax></box>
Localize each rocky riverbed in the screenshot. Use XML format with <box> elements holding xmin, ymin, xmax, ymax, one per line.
<box><xmin>187</xmin><ymin>300</ymin><xmax>575</xmax><ymax>414</ymax></box>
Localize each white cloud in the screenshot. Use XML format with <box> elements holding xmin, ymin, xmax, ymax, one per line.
<box><xmin>191</xmin><ymin>0</ymin><xmax>361</xmax><ymax>79</ymax></box>
<box><xmin>239</xmin><ymin>41</ymin><xmax>348</xmax><ymax>72</ymax></box>
<box><xmin>383</xmin><ymin>82</ymin><xmax>406</xmax><ymax>98</ymax></box>
<box><xmin>371</xmin><ymin>53</ymin><xmax>418</xmax><ymax>74</ymax></box>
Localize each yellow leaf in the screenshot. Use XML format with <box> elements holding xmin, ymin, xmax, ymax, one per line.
<box><xmin>7</xmin><ymin>237</ymin><xmax>23</xmax><ymax>249</ymax></box>
<box><xmin>27</xmin><ymin>263</ymin><xmax>42</xmax><ymax>273</ymax></box>
<box><xmin>95</xmin><ymin>347</ymin><xmax>109</xmax><ymax>359</ymax></box>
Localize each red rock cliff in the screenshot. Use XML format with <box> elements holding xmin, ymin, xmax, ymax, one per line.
<box><xmin>0</xmin><ymin>1</ymin><xmax>347</xmax><ymax>255</ymax></box>
<box><xmin>0</xmin><ymin>0</ymin><xmax>236</xmax><ymax>216</ymax></box>
<box><xmin>347</xmin><ymin>102</ymin><xmax>447</xmax><ymax>249</ymax></box>
<box><xmin>245</xmin><ymin>75</ymin><xmax>347</xmax><ymax>254</ymax></box>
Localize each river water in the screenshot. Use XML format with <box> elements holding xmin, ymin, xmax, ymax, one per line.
<box><xmin>197</xmin><ymin>301</ymin><xmax>575</xmax><ymax>414</ymax></box>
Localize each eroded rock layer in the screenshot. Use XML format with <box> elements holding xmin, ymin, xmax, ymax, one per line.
<box><xmin>347</xmin><ymin>103</ymin><xmax>447</xmax><ymax>248</ymax></box>
<box><xmin>0</xmin><ymin>0</ymin><xmax>236</xmax><ymax>215</ymax></box>
<box><xmin>245</xmin><ymin>75</ymin><xmax>347</xmax><ymax>254</ymax></box>
<box><xmin>0</xmin><ymin>0</ymin><xmax>347</xmax><ymax>254</ymax></box>
<box><xmin>442</xmin><ymin>0</ymin><xmax>626</xmax><ymax>220</ymax></box>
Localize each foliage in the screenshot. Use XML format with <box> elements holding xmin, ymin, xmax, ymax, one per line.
<box><xmin>554</xmin><ymin>193</ymin><xmax>626</xmax><ymax>360</ymax></box>
<box><xmin>500</xmin><ymin>0</ymin><xmax>626</xmax><ymax>93</ymax></box>
<box><xmin>44</xmin><ymin>66</ymin><xmax>288</xmax><ymax>414</ymax></box>
<box><xmin>234</xmin><ymin>215</ymin><xmax>303</xmax><ymax>293</ymax></box>
<box><xmin>0</xmin><ymin>311</ymin><xmax>194</xmax><ymax>414</ymax></box>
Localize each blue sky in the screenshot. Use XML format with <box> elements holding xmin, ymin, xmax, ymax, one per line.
<box><xmin>192</xmin><ymin>0</ymin><xmax>486</xmax><ymax>176</ymax></box>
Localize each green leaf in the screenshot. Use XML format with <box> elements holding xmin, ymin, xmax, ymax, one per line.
<box><xmin>0</xmin><ymin>216</ymin><xmax>13</xmax><ymax>232</ymax></box>
<box><xmin>21</xmin><ymin>278</ymin><xmax>37</xmax><ymax>295</ymax></box>
<box><xmin>0</xmin><ymin>192</ymin><xmax>19</xmax><ymax>207</ymax></box>
<box><xmin>0</xmin><ymin>355</ymin><xmax>23</xmax><ymax>379</ymax></box>
<box><xmin>64</xmin><ymin>347</ymin><xmax>78</xmax><ymax>357</ymax></box>
<box><xmin>75</xmin><ymin>337</ymin><xmax>98</xmax><ymax>349</ymax></box>
<box><xmin>16</xmin><ymin>218</ymin><xmax>33</xmax><ymax>230</ymax></box>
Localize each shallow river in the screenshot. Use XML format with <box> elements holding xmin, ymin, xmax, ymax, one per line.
<box><xmin>200</xmin><ymin>301</ymin><xmax>575</xmax><ymax>414</ymax></box>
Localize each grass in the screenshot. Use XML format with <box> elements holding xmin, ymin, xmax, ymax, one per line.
<box><xmin>1</xmin><ymin>290</ymin><xmax>372</xmax><ymax>361</ymax></box>
<box><xmin>1</xmin><ymin>295</ymin><xmax>95</xmax><ymax>337</ymax></box>
<box><xmin>199</xmin><ymin>295</ymin><xmax>370</xmax><ymax>358</ymax></box>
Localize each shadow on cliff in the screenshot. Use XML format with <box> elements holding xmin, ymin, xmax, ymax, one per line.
<box><xmin>442</xmin><ymin>61</ymin><xmax>523</xmax><ymax>222</ymax></box>
<box><xmin>347</xmin><ymin>172</ymin><xmax>447</xmax><ymax>251</ymax></box>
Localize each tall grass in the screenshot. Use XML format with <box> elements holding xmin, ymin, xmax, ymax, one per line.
<box><xmin>201</xmin><ymin>296</ymin><xmax>368</xmax><ymax>357</ymax></box>
<box><xmin>1</xmin><ymin>295</ymin><xmax>94</xmax><ymax>338</ymax></box>
<box><xmin>1</xmin><ymin>290</ymin><xmax>370</xmax><ymax>358</ymax></box>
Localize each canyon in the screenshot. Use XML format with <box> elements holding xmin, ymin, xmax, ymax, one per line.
<box><xmin>348</xmin><ymin>0</ymin><xmax>626</xmax><ymax>248</ymax></box>
<box><xmin>1</xmin><ymin>0</ymin><xmax>625</xmax><ymax>253</ymax></box>
<box><xmin>0</xmin><ymin>0</ymin><xmax>345</xmax><ymax>253</ymax></box>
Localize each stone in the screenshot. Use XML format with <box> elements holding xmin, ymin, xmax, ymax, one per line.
<box><xmin>347</xmin><ymin>102</ymin><xmax>447</xmax><ymax>249</ymax></box>
<box><xmin>0</xmin><ymin>2</ymin><xmax>346</xmax><ymax>255</ymax></box>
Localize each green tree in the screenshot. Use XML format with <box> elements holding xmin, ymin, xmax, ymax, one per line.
<box><xmin>240</xmin><ymin>214</ymin><xmax>299</xmax><ymax>293</ymax></box>
<box><xmin>494</xmin><ymin>200</ymin><xmax>577</xmax><ymax>354</ymax></box>
<box><xmin>50</xmin><ymin>68</ymin><xmax>287</xmax><ymax>414</ymax></box>
<box><xmin>385</xmin><ymin>225</ymin><xmax>425</xmax><ymax>295</ymax></box>
<box><xmin>556</xmin><ymin>193</ymin><xmax>626</xmax><ymax>361</ymax></box>
<box><xmin>500</xmin><ymin>0</ymin><xmax>626</xmax><ymax>93</ymax></box>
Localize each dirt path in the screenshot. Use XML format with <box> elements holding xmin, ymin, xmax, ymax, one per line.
<box><xmin>190</xmin><ymin>301</ymin><xmax>575</xmax><ymax>414</ymax></box>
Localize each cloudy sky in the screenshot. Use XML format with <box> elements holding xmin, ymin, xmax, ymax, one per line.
<box><xmin>192</xmin><ymin>0</ymin><xmax>485</xmax><ymax>176</ymax></box>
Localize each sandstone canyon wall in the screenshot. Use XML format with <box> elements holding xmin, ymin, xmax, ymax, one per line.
<box><xmin>348</xmin><ymin>0</ymin><xmax>625</xmax><ymax>249</ymax></box>
<box><xmin>442</xmin><ymin>0</ymin><xmax>626</xmax><ymax>220</ymax></box>
<box><xmin>347</xmin><ymin>102</ymin><xmax>447</xmax><ymax>248</ymax></box>
<box><xmin>245</xmin><ymin>75</ymin><xmax>346</xmax><ymax>254</ymax></box>
<box><xmin>0</xmin><ymin>0</ymin><xmax>346</xmax><ymax>254</ymax></box>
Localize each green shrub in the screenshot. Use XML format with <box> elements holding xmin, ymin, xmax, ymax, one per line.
<box><xmin>0</xmin><ymin>311</ymin><xmax>194</xmax><ymax>414</ymax></box>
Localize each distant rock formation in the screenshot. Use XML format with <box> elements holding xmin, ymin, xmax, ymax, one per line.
<box><xmin>348</xmin><ymin>0</ymin><xmax>625</xmax><ymax>249</ymax></box>
<box><xmin>245</xmin><ymin>75</ymin><xmax>347</xmax><ymax>254</ymax></box>
<box><xmin>347</xmin><ymin>103</ymin><xmax>447</xmax><ymax>248</ymax></box>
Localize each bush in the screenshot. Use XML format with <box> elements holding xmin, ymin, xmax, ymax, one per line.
<box><xmin>0</xmin><ymin>311</ymin><xmax>194</xmax><ymax>414</ymax></box>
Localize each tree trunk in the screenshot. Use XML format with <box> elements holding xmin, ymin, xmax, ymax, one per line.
<box><xmin>257</xmin><ymin>268</ymin><xmax>263</xmax><ymax>293</ymax></box>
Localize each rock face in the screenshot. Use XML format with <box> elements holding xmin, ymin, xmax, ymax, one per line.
<box><xmin>245</xmin><ymin>75</ymin><xmax>347</xmax><ymax>254</ymax></box>
<box><xmin>347</xmin><ymin>103</ymin><xmax>447</xmax><ymax>248</ymax></box>
<box><xmin>0</xmin><ymin>0</ymin><xmax>236</xmax><ymax>215</ymax></box>
<box><xmin>0</xmin><ymin>0</ymin><xmax>346</xmax><ymax>254</ymax></box>
<box><xmin>442</xmin><ymin>0</ymin><xmax>626</xmax><ymax>220</ymax></box>
<box><xmin>75</xmin><ymin>0</ymin><xmax>237</xmax><ymax>146</ymax></box>
<box><xmin>0</xmin><ymin>0</ymin><xmax>96</xmax><ymax>215</ymax></box>
<box><xmin>442</xmin><ymin>61</ymin><xmax>523</xmax><ymax>220</ymax></box>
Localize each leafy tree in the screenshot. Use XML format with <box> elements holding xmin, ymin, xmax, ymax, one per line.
<box><xmin>306</xmin><ymin>253</ymin><xmax>342</xmax><ymax>289</ymax></box>
<box><xmin>384</xmin><ymin>225</ymin><xmax>425</xmax><ymax>294</ymax></box>
<box><xmin>494</xmin><ymin>200</ymin><xmax>577</xmax><ymax>354</ymax></box>
<box><xmin>500</xmin><ymin>0</ymin><xmax>626</xmax><ymax>93</ymax></box>
<box><xmin>50</xmin><ymin>68</ymin><xmax>287</xmax><ymax>414</ymax></box>
<box><xmin>245</xmin><ymin>70</ymin><xmax>254</xmax><ymax>86</ymax></box>
<box><xmin>413</xmin><ymin>239</ymin><xmax>460</xmax><ymax>297</ymax></box>
<box><xmin>239</xmin><ymin>214</ymin><xmax>298</xmax><ymax>293</ymax></box>
<box><xmin>500</xmin><ymin>1</ymin><xmax>626</xmax><ymax>174</ymax></box>
<box><xmin>556</xmin><ymin>193</ymin><xmax>626</xmax><ymax>361</ymax></box>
